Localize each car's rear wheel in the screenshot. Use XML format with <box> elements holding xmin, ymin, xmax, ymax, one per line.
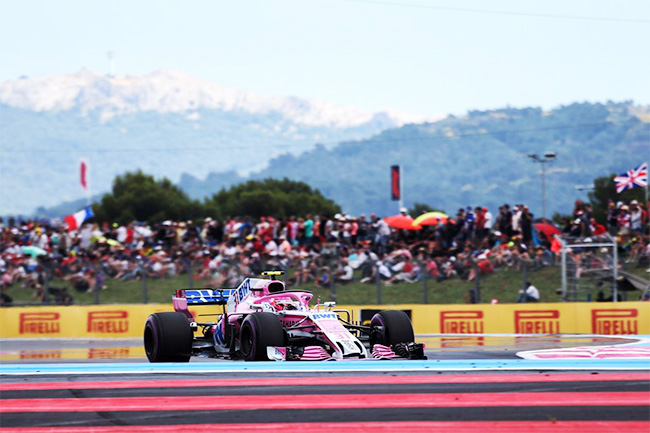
<box><xmin>369</xmin><ymin>310</ymin><xmax>415</xmax><ymax>347</ymax></box>
<box><xmin>144</xmin><ymin>312</ymin><xmax>192</xmax><ymax>362</ymax></box>
<box><xmin>239</xmin><ymin>313</ymin><xmax>285</xmax><ymax>361</ymax></box>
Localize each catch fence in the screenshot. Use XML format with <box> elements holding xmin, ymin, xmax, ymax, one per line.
<box><xmin>559</xmin><ymin>234</ymin><xmax>619</xmax><ymax>302</ymax></box>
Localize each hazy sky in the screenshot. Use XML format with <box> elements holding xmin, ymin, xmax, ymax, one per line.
<box><xmin>1</xmin><ymin>0</ymin><xmax>649</xmax><ymax>117</ymax></box>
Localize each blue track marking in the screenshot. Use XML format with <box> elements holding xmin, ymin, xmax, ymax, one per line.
<box><xmin>1</xmin><ymin>358</ymin><xmax>649</xmax><ymax>375</ymax></box>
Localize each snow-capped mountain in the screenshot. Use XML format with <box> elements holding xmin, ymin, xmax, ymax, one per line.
<box><xmin>0</xmin><ymin>69</ymin><xmax>426</xmax><ymax>127</ymax></box>
<box><xmin>0</xmin><ymin>70</ymin><xmax>436</xmax><ymax>215</ymax></box>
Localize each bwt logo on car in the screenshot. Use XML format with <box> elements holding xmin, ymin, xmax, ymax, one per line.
<box><xmin>87</xmin><ymin>311</ymin><xmax>129</xmax><ymax>333</ymax></box>
<box><xmin>592</xmin><ymin>309</ymin><xmax>638</xmax><ymax>335</ymax></box>
<box><xmin>234</xmin><ymin>280</ymin><xmax>251</xmax><ymax>304</ymax></box>
<box><xmin>514</xmin><ymin>310</ymin><xmax>560</xmax><ymax>334</ymax></box>
<box><xmin>19</xmin><ymin>312</ymin><xmax>61</xmax><ymax>334</ymax></box>
<box><xmin>311</xmin><ymin>313</ymin><xmax>337</xmax><ymax>320</ymax></box>
<box><xmin>440</xmin><ymin>311</ymin><xmax>484</xmax><ymax>333</ymax></box>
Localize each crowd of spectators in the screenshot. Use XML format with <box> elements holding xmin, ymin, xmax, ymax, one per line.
<box><xmin>1</xmin><ymin>198</ymin><xmax>648</xmax><ymax>306</ymax></box>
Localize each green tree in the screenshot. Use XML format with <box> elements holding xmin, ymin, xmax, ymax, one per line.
<box><xmin>408</xmin><ymin>202</ymin><xmax>441</xmax><ymax>217</ymax></box>
<box><xmin>206</xmin><ymin>178</ymin><xmax>340</xmax><ymax>219</ymax></box>
<box><xmin>93</xmin><ymin>171</ymin><xmax>204</xmax><ymax>224</ymax></box>
<box><xmin>588</xmin><ymin>174</ymin><xmax>646</xmax><ymax>223</ymax></box>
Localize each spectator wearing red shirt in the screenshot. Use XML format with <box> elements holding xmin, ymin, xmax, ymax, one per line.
<box><xmin>474</xmin><ymin>207</ymin><xmax>486</xmax><ymax>241</ymax></box>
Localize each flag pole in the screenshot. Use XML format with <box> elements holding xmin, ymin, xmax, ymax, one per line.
<box><xmin>87</xmin><ymin>176</ymin><xmax>91</xmax><ymax>208</ymax></box>
<box><xmin>86</xmin><ymin>159</ymin><xmax>91</xmax><ymax>207</ymax></box>
<box><xmin>642</xmin><ymin>159</ymin><xmax>650</xmax><ymax>234</ymax></box>
<box><xmin>399</xmin><ymin>165</ymin><xmax>404</xmax><ymax>213</ymax></box>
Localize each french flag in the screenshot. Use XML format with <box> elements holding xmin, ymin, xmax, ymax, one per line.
<box><xmin>64</xmin><ymin>206</ymin><xmax>94</xmax><ymax>231</ymax></box>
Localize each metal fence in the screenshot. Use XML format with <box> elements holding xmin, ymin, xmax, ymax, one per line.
<box><xmin>8</xmin><ymin>235</ymin><xmax>649</xmax><ymax>306</ymax></box>
<box><xmin>14</xmin><ymin>256</ymin><xmax>541</xmax><ymax>307</ymax></box>
<box><xmin>559</xmin><ymin>234</ymin><xmax>618</xmax><ymax>302</ymax></box>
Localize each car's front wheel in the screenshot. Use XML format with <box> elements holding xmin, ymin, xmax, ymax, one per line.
<box><xmin>239</xmin><ymin>313</ymin><xmax>285</xmax><ymax>361</ymax></box>
<box><xmin>369</xmin><ymin>310</ymin><xmax>415</xmax><ymax>347</ymax></box>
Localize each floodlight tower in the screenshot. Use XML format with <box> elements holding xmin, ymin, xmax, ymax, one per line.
<box><xmin>527</xmin><ymin>152</ymin><xmax>557</xmax><ymax>221</ymax></box>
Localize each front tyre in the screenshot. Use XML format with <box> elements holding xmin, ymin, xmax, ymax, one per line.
<box><xmin>239</xmin><ymin>313</ymin><xmax>285</xmax><ymax>361</ymax></box>
<box><xmin>144</xmin><ymin>312</ymin><xmax>192</xmax><ymax>362</ymax></box>
<box><xmin>369</xmin><ymin>310</ymin><xmax>415</xmax><ymax>347</ymax></box>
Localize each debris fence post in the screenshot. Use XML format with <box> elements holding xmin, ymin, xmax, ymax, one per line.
<box><xmin>375</xmin><ymin>263</ymin><xmax>382</xmax><ymax>304</ymax></box>
<box><xmin>467</xmin><ymin>258</ymin><xmax>480</xmax><ymax>304</ymax></box>
<box><xmin>474</xmin><ymin>263</ymin><xmax>480</xmax><ymax>303</ymax></box>
<box><xmin>142</xmin><ymin>265</ymin><xmax>149</xmax><ymax>304</ymax></box>
<box><xmin>187</xmin><ymin>258</ymin><xmax>194</xmax><ymax>289</ymax></box>
<box><xmin>93</xmin><ymin>263</ymin><xmax>100</xmax><ymax>305</ymax></box>
<box><xmin>560</xmin><ymin>236</ymin><xmax>567</xmax><ymax>301</ymax></box>
<box><xmin>330</xmin><ymin>249</ymin><xmax>337</xmax><ymax>303</ymax></box>
<box><xmin>611</xmin><ymin>234</ymin><xmax>619</xmax><ymax>303</ymax></box>
<box><xmin>522</xmin><ymin>260</ymin><xmax>528</xmax><ymax>294</ymax></box>
<box><xmin>419</xmin><ymin>260</ymin><xmax>428</xmax><ymax>304</ymax></box>
<box><xmin>42</xmin><ymin>271</ymin><xmax>50</xmax><ymax>305</ymax></box>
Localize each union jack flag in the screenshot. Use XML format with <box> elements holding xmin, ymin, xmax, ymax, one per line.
<box><xmin>614</xmin><ymin>162</ymin><xmax>648</xmax><ymax>193</ymax></box>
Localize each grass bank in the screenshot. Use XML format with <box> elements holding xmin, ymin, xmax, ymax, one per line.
<box><xmin>5</xmin><ymin>263</ymin><xmax>647</xmax><ymax>306</ymax></box>
<box><xmin>2</xmin><ymin>266</ymin><xmax>560</xmax><ymax>305</ymax></box>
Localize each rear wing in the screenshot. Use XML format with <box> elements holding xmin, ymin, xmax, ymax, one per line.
<box><xmin>173</xmin><ymin>288</ymin><xmax>235</xmax><ymax>320</ymax></box>
<box><xmin>174</xmin><ymin>288</ymin><xmax>235</xmax><ymax>305</ymax></box>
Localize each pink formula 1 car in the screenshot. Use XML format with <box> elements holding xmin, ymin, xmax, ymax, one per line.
<box><xmin>144</xmin><ymin>271</ymin><xmax>425</xmax><ymax>362</ymax></box>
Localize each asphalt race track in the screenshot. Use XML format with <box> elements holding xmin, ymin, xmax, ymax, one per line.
<box><xmin>1</xmin><ymin>335</ymin><xmax>649</xmax><ymax>432</ymax></box>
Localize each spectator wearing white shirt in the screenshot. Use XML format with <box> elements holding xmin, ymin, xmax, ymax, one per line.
<box><xmin>483</xmin><ymin>207</ymin><xmax>493</xmax><ymax>231</ymax></box>
<box><xmin>518</xmin><ymin>281</ymin><xmax>540</xmax><ymax>303</ymax></box>
<box><xmin>116</xmin><ymin>225</ymin><xmax>128</xmax><ymax>244</ymax></box>
<box><xmin>630</xmin><ymin>200</ymin><xmax>643</xmax><ymax>233</ymax></box>
<box><xmin>371</xmin><ymin>214</ymin><xmax>390</xmax><ymax>254</ymax></box>
<box><xmin>264</xmin><ymin>239</ymin><xmax>279</xmax><ymax>257</ymax></box>
<box><xmin>335</xmin><ymin>258</ymin><xmax>354</xmax><ymax>284</ymax></box>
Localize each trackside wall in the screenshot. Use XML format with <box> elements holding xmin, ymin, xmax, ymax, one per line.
<box><xmin>1</xmin><ymin>302</ymin><xmax>648</xmax><ymax>339</ymax></box>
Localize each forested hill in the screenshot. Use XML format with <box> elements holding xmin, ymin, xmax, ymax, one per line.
<box><xmin>180</xmin><ymin>101</ymin><xmax>649</xmax><ymax>217</ymax></box>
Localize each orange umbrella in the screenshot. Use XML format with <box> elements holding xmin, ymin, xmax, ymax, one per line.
<box><xmin>412</xmin><ymin>211</ymin><xmax>449</xmax><ymax>227</ymax></box>
<box><xmin>384</xmin><ymin>215</ymin><xmax>422</xmax><ymax>231</ymax></box>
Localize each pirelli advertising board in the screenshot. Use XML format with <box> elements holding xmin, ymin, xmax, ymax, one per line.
<box><xmin>0</xmin><ymin>302</ymin><xmax>648</xmax><ymax>339</ymax></box>
<box><xmin>5</xmin><ymin>306</ymin><xmax>168</xmax><ymax>339</ymax></box>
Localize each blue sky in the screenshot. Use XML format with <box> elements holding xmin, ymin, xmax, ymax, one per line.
<box><xmin>1</xmin><ymin>0</ymin><xmax>649</xmax><ymax>117</ymax></box>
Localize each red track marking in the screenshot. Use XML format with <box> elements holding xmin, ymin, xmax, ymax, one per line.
<box><xmin>0</xmin><ymin>421</ymin><xmax>648</xmax><ymax>433</ymax></box>
<box><xmin>2</xmin><ymin>372</ymin><xmax>647</xmax><ymax>391</ymax></box>
<box><xmin>2</xmin><ymin>392</ymin><xmax>648</xmax><ymax>413</ymax></box>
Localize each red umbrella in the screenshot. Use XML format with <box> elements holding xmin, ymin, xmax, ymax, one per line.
<box><xmin>534</xmin><ymin>223</ymin><xmax>561</xmax><ymax>240</ymax></box>
<box><xmin>384</xmin><ymin>215</ymin><xmax>422</xmax><ymax>231</ymax></box>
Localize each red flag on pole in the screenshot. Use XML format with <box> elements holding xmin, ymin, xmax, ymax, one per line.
<box><xmin>80</xmin><ymin>159</ymin><xmax>88</xmax><ymax>191</ymax></box>
<box><xmin>79</xmin><ymin>158</ymin><xmax>91</xmax><ymax>206</ymax></box>
<box><xmin>391</xmin><ymin>165</ymin><xmax>400</xmax><ymax>201</ymax></box>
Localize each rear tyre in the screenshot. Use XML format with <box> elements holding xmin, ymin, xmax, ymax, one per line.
<box><xmin>144</xmin><ymin>312</ymin><xmax>192</xmax><ymax>362</ymax></box>
<box><xmin>239</xmin><ymin>313</ymin><xmax>285</xmax><ymax>361</ymax></box>
<box><xmin>369</xmin><ymin>310</ymin><xmax>415</xmax><ymax>347</ymax></box>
